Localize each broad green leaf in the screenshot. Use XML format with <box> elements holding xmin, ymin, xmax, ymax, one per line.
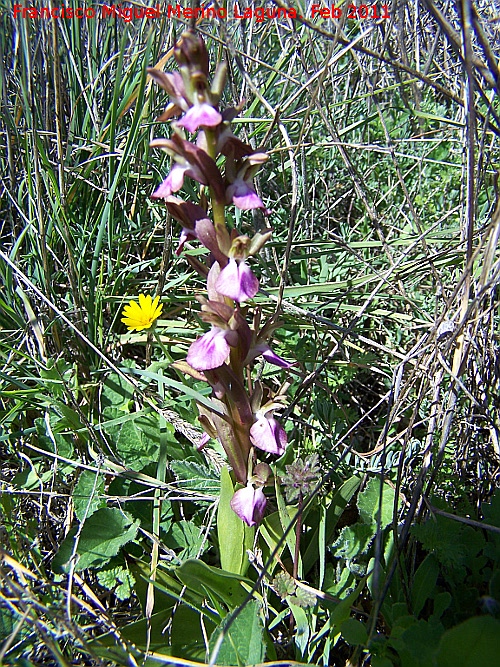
<box><xmin>340</xmin><ymin>618</ymin><xmax>368</xmax><ymax>646</ymax></box>
<box><xmin>0</xmin><ymin>606</ymin><xmax>15</xmax><ymax>641</ymax></box>
<box><xmin>411</xmin><ymin>553</ymin><xmax>439</xmax><ymax>617</ymax></box>
<box><xmin>358</xmin><ymin>477</ymin><xmax>396</xmax><ymax>529</ymax></box>
<box><xmin>176</xmin><ymin>559</ymin><xmax>252</xmax><ymax>608</ymax></box>
<box><xmin>431</xmin><ymin>592</ymin><xmax>451</xmax><ymax>621</ymax></box>
<box><xmin>73</xmin><ymin>470</ymin><xmax>106</xmax><ymax>521</ymax></box>
<box><xmin>101</xmin><ymin>364</ymin><xmax>136</xmax><ymax>416</ymax></box>
<box><xmin>52</xmin><ymin>508</ymin><xmax>139</xmax><ymax>573</ymax></box>
<box><xmin>329</xmin><ymin>577</ymin><xmax>367</xmax><ymax>627</ymax></box>
<box><xmin>436</xmin><ymin>616</ymin><xmax>500</xmax><ymax>667</ymax></box>
<box><xmin>371</xmin><ymin>658</ymin><xmax>395</xmax><ymax>667</ymax></box>
<box><xmin>259</xmin><ymin>511</ymin><xmax>287</xmax><ymax>577</ymax></box>
<box><xmin>208</xmin><ymin>600</ymin><xmax>265</xmax><ymax>666</ymax></box>
<box><xmin>217</xmin><ymin>467</ymin><xmax>245</xmax><ymax>575</ymax></box>
<box><xmin>35</xmin><ymin>414</ymin><xmax>74</xmax><ymax>459</ymax></box>
<box><xmin>97</xmin><ymin>604</ymin><xmax>216</xmax><ymax>662</ymax></box>
<box><xmin>391</xmin><ymin>619</ymin><xmax>442</xmax><ymax>667</ymax></box>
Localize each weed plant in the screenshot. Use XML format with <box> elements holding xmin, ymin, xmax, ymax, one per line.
<box><xmin>1</xmin><ymin>2</ymin><xmax>500</xmax><ymax>666</ymax></box>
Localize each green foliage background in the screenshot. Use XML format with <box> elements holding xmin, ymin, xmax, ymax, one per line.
<box><xmin>1</xmin><ymin>1</ymin><xmax>500</xmax><ymax>666</ymax></box>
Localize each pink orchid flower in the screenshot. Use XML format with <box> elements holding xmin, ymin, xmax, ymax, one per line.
<box><xmin>230</xmin><ymin>483</ymin><xmax>267</xmax><ymax>527</ymax></box>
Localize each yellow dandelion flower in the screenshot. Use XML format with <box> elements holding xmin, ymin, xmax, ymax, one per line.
<box><xmin>121</xmin><ymin>294</ymin><xmax>163</xmax><ymax>332</ymax></box>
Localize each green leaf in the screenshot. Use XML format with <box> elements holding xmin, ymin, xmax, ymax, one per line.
<box><xmin>101</xmin><ymin>366</ymin><xmax>135</xmax><ymax>416</ymax></box>
<box><xmin>431</xmin><ymin>592</ymin><xmax>451</xmax><ymax>621</ymax></box>
<box><xmin>411</xmin><ymin>553</ymin><xmax>439</xmax><ymax>617</ymax></box>
<box><xmin>411</xmin><ymin>515</ymin><xmax>484</xmax><ymax>575</ymax></box>
<box><xmin>217</xmin><ymin>467</ymin><xmax>246</xmax><ymax>575</ymax></box>
<box><xmin>390</xmin><ymin>619</ymin><xmax>442</xmax><ymax>667</ymax></box>
<box><xmin>208</xmin><ymin>600</ymin><xmax>265</xmax><ymax>666</ymax></box>
<box><xmin>371</xmin><ymin>658</ymin><xmax>395</xmax><ymax>667</ymax></box>
<box><xmin>340</xmin><ymin>618</ymin><xmax>368</xmax><ymax>646</ymax></box>
<box><xmin>176</xmin><ymin>559</ymin><xmax>252</xmax><ymax>608</ymax></box>
<box><xmin>105</xmin><ymin>413</ymin><xmax>161</xmax><ymax>470</ymax></box>
<box><xmin>303</xmin><ymin>475</ymin><xmax>361</xmax><ymax>574</ymax></box>
<box><xmin>73</xmin><ymin>470</ymin><xmax>106</xmax><ymax>521</ymax></box>
<box><xmin>329</xmin><ymin>577</ymin><xmax>367</xmax><ymax>627</ymax></box>
<box><xmin>332</xmin><ymin>522</ymin><xmax>374</xmax><ymax>559</ymax></box>
<box><xmin>170</xmin><ymin>459</ymin><xmax>220</xmax><ymax>497</ymax></box>
<box><xmin>276</xmin><ymin>477</ymin><xmax>300</xmax><ymax>576</ymax></box>
<box><xmin>35</xmin><ymin>414</ymin><xmax>74</xmax><ymax>459</ymax></box>
<box><xmin>259</xmin><ymin>511</ymin><xmax>287</xmax><ymax>576</ymax></box>
<box><xmin>358</xmin><ymin>477</ymin><xmax>396</xmax><ymax>529</ymax></box>
<box><xmin>167</xmin><ymin>520</ymin><xmax>207</xmax><ymax>561</ymax></box>
<box><xmin>52</xmin><ymin>508</ymin><xmax>139</xmax><ymax>573</ymax></box>
<box><xmin>436</xmin><ymin>616</ymin><xmax>500</xmax><ymax>667</ymax></box>
<box><xmin>97</xmin><ymin>603</ymin><xmax>216</xmax><ymax>662</ymax></box>
<box><xmin>289</xmin><ymin>601</ymin><xmax>310</xmax><ymax>657</ymax></box>
<box><xmin>97</xmin><ymin>564</ymin><xmax>135</xmax><ymax>600</ymax></box>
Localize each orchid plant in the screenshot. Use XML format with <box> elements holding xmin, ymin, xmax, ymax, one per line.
<box><xmin>147</xmin><ymin>31</ymin><xmax>291</xmax><ymax>527</ymax></box>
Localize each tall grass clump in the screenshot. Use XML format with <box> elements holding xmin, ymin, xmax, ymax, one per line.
<box><xmin>1</xmin><ymin>2</ymin><xmax>500</xmax><ymax>666</ymax></box>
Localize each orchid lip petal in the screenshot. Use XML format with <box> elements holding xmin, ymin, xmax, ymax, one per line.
<box><xmin>177</xmin><ymin>103</ymin><xmax>223</xmax><ymax>132</ymax></box>
<box><xmin>227</xmin><ymin>180</ymin><xmax>265</xmax><ymax>210</ymax></box>
<box><xmin>250</xmin><ymin>415</ymin><xmax>287</xmax><ymax>456</ymax></box>
<box><xmin>230</xmin><ymin>484</ymin><xmax>267</xmax><ymax>526</ymax></box>
<box><xmin>215</xmin><ymin>259</ymin><xmax>259</xmax><ymax>303</ymax></box>
<box><xmin>152</xmin><ymin>165</ymin><xmax>187</xmax><ymax>199</ymax></box>
<box><xmin>186</xmin><ymin>327</ymin><xmax>231</xmax><ymax>371</ymax></box>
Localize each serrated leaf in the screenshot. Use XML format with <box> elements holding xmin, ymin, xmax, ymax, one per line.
<box><xmin>105</xmin><ymin>413</ymin><xmax>160</xmax><ymax>470</ymax></box>
<box><xmin>167</xmin><ymin>520</ymin><xmax>207</xmax><ymax>561</ymax></box>
<box><xmin>52</xmin><ymin>508</ymin><xmax>139</xmax><ymax>573</ymax></box>
<box><xmin>208</xmin><ymin>601</ymin><xmax>265</xmax><ymax>666</ymax></box>
<box><xmin>97</xmin><ymin>565</ymin><xmax>135</xmax><ymax>600</ymax></box>
<box><xmin>170</xmin><ymin>459</ymin><xmax>220</xmax><ymax>496</ymax></box>
<box><xmin>358</xmin><ymin>477</ymin><xmax>395</xmax><ymax>529</ymax></box>
<box><xmin>73</xmin><ymin>470</ymin><xmax>106</xmax><ymax>521</ymax></box>
<box><xmin>332</xmin><ymin>523</ymin><xmax>374</xmax><ymax>559</ymax></box>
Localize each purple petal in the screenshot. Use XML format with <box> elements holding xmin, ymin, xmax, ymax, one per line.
<box><xmin>152</xmin><ymin>164</ymin><xmax>187</xmax><ymax>199</ymax></box>
<box><xmin>186</xmin><ymin>327</ymin><xmax>230</xmax><ymax>370</ymax></box>
<box><xmin>197</xmin><ymin>432</ymin><xmax>210</xmax><ymax>451</ymax></box>
<box><xmin>215</xmin><ymin>259</ymin><xmax>259</xmax><ymax>303</ymax></box>
<box><xmin>227</xmin><ymin>179</ymin><xmax>265</xmax><ymax>210</ymax></box>
<box><xmin>178</xmin><ymin>103</ymin><xmax>223</xmax><ymax>132</ymax></box>
<box><xmin>194</xmin><ymin>218</ymin><xmax>228</xmax><ymax>264</ymax></box>
<box><xmin>230</xmin><ymin>484</ymin><xmax>267</xmax><ymax>526</ymax></box>
<box><xmin>250</xmin><ymin>416</ymin><xmax>287</xmax><ymax>455</ymax></box>
<box><xmin>261</xmin><ymin>345</ymin><xmax>293</xmax><ymax>368</ymax></box>
<box><xmin>176</xmin><ymin>227</ymin><xmax>196</xmax><ymax>256</ymax></box>
<box><xmin>244</xmin><ymin>342</ymin><xmax>292</xmax><ymax>368</ymax></box>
